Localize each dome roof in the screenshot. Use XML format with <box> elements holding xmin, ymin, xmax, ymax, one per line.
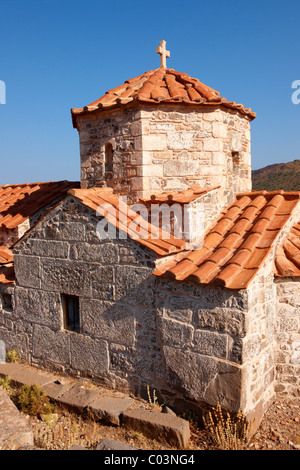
<box><xmin>71</xmin><ymin>68</ymin><xmax>256</xmax><ymax>128</ymax></box>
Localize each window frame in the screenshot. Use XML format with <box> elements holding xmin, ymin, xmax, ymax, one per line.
<box><xmin>61</xmin><ymin>294</ymin><xmax>80</xmax><ymax>332</ymax></box>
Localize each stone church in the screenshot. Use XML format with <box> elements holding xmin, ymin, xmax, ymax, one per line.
<box><xmin>0</xmin><ymin>41</ymin><xmax>299</xmax><ymax>427</ymax></box>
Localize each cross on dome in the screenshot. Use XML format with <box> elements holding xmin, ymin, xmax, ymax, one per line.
<box><xmin>156</xmin><ymin>40</ymin><xmax>170</xmax><ymax>68</ymax></box>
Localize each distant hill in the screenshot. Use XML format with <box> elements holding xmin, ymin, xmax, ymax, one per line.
<box><xmin>252</xmin><ymin>160</ymin><xmax>300</xmax><ymax>191</ymax></box>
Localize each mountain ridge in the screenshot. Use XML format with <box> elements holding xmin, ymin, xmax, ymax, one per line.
<box><xmin>252</xmin><ymin>159</ymin><xmax>300</xmax><ymax>191</ymax></box>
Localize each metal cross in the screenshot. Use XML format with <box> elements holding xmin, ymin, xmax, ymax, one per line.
<box><xmin>156</xmin><ymin>40</ymin><xmax>170</xmax><ymax>68</ymax></box>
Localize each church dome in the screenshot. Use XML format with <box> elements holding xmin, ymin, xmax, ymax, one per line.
<box><xmin>71</xmin><ymin>67</ymin><xmax>256</xmax><ymax>128</ymax></box>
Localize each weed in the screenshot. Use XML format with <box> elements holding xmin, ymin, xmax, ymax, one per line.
<box><xmin>6</xmin><ymin>350</ymin><xmax>19</xmax><ymax>363</ymax></box>
<box><xmin>0</xmin><ymin>376</ymin><xmax>12</xmax><ymax>395</ymax></box>
<box><xmin>16</xmin><ymin>384</ymin><xmax>55</xmax><ymax>417</ymax></box>
<box><xmin>146</xmin><ymin>385</ymin><xmax>161</xmax><ymax>411</ymax></box>
<box><xmin>203</xmin><ymin>402</ymin><xmax>253</xmax><ymax>450</ymax></box>
<box><xmin>33</xmin><ymin>415</ymin><xmax>102</xmax><ymax>450</ymax></box>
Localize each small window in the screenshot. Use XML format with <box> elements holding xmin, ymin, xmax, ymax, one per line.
<box><xmin>1</xmin><ymin>293</ymin><xmax>12</xmax><ymax>311</ymax></box>
<box><xmin>105</xmin><ymin>143</ymin><xmax>114</xmax><ymax>175</ymax></box>
<box><xmin>62</xmin><ymin>295</ymin><xmax>80</xmax><ymax>332</ymax></box>
<box><xmin>231</xmin><ymin>151</ymin><xmax>241</xmax><ymax>168</ymax></box>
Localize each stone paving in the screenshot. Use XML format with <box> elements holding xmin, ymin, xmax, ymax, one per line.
<box><xmin>0</xmin><ymin>362</ymin><xmax>190</xmax><ymax>450</ymax></box>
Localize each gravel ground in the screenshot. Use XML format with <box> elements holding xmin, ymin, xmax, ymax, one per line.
<box><xmin>247</xmin><ymin>397</ymin><xmax>300</xmax><ymax>450</ymax></box>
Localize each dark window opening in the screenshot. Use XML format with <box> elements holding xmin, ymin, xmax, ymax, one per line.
<box><xmin>1</xmin><ymin>293</ymin><xmax>12</xmax><ymax>311</ymax></box>
<box><xmin>231</xmin><ymin>151</ymin><xmax>241</xmax><ymax>168</ymax></box>
<box><xmin>62</xmin><ymin>295</ymin><xmax>80</xmax><ymax>332</ymax></box>
<box><xmin>105</xmin><ymin>143</ymin><xmax>114</xmax><ymax>176</ymax></box>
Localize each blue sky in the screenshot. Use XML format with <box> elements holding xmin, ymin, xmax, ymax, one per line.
<box><xmin>0</xmin><ymin>0</ymin><xmax>299</xmax><ymax>185</ymax></box>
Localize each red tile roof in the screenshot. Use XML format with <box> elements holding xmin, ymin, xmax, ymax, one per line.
<box><xmin>0</xmin><ymin>245</ymin><xmax>14</xmax><ymax>285</ymax></box>
<box><xmin>139</xmin><ymin>185</ymin><xmax>221</xmax><ymax>204</ymax></box>
<box><xmin>0</xmin><ymin>264</ymin><xmax>15</xmax><ymax>285</ymax></box>
<box><xmin>71</xmin><ymin>68</ymin><xmax>256</xmax><ymax>128</ymax></box>
<box><xmin>275</xmin><ymin>219</ymin><xmax>300</xmax><ymax>277</ymax></box>
<box><xmin>0</xmin><ymin>181</ymin><xmax>79</xmax><ymax>231</ymax></box>
<box><xmin>0</xmin><ymin>246</ymin><xmax>13</xmax><ymax>264</ymax></box>
<box><xmin>154</xmin><ymin>190</ymin><xmax>300</xmax><ymax>289</ymax></box>
<box><xmin>68</xmin><ymin>187</ymin><xmax>190</xmax><ymax>256</ymax></box>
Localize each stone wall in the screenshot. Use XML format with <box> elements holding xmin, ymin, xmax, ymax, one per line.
<box><xmin>77</xmin><ymin>106</ymin><xmax>143</xmax><ymax>203</ymax></box>
<box><xmin>275</xmin><ymin>278</ymin><xmax>300</xmax><ymax>398</ymax></box>
<box><xmin>6</xmin><ymin>197</ymin><xmax>163</xmax><ymax>396</ymax></box>
<box><xmin>3</xmin><ymin>195</ymin><xmax>298</xmax><ymax>423</ymax></box>
<box><xmin>77</xmin><ymin>104</ymin><xmax>251</xmax><ymax>205</ymax></box>
<box><xmin>139</xmin><ymin>105</ymin><xmax>251</xmax><ymax>205</ymax></box>
<box><xmin>0</xmin><ymin>196</ymin><xmax>260</xmax><ymax>418</ymax></box>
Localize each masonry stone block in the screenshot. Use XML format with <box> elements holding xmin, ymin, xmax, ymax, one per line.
<box><xmin>193</xmin><ymin>329</ymin><xmax>227</xmax><ymax>359</ymax></box>
<box><xmin>115</xmin><ymin>266</ymin><xmax>155</xmax><ymax>308</ymax></box>
<box><xmin>57</xmin><ymin>222</ymin><xmax>86</xmax><ymax>241</ymax></box>
<box><xmin>88</xmin><ymin>396</ymin><xmax>134</xmax><ymax>425</ymax></box>
<box><xmin>163</xmin><ymin>346</ymin><xmax>242</xmax><ymax>413</ymax></box>
<box><xmin>14</xmin><ymin>287</ymin><xmax>62</xmax><ymax>329</ymax></box>
<box><xmin>111</xmin><ymin>351</ymin><xmax>156</xmax><ymax>381</ymax></box>
<box><xmin>243</xmin><ymin>333</ymin><xmax>262</xmax><ymax>361</ymax></box>
<box><xmin>121</xmin><ymin>407</ymin><xmax>190</xmax><ymax>448</ymax></box>
<box><xmin>167</xmin><ymin>131</ymin><xmax>194</xmax><ymax>150</ymax></box>
<box><xmin>71</xmin><ymin>242</ymin><xmax>118</xmax><ymax>263</ymax></box>
<box><xmin>32</xmin><ymin>324</ymin><xmax>71</xmax><ymax>366</ymax></box>
<box><xmin>14</xmin><ymin>255</ymin><xmax>41</xmax><ymax>289</ymax></box>
<box><xmin>158</xmin><ymin>317</ymin><xmax>193</xmax><ymax>348</ymax></box>
<box><xmin>167</xmin><ymin>296</ymin><xmax>193</xmax><ymax>323</ymax></box>
<box><xmin>280</xmin><ymin>317</ymin><xmax>298</xmax><ymax>332</ymax></box>
<box><xmin>0</xmin><ymin>328</ymin><xmax>30</xmax><ymax>362</ymax></box>
<box><xmin>80</xmin><ymin>299</ymin><xmax>135</xmax><ymax>346</ymax></box>
<box><xmin>70</xmin><ymin>334</ymin><xmax>109</xmax><ymax>377</ymax></box>
<box><xmin>203</xmin><ymin>138</ymin><xmax>223</xmax><ymax>151</ymax></box>
<box><xmin>30</xmin><ymin>239</ymin><xmax>70</xmax><ymax>259</ymax></box>
<box><xmin>40</xmin><ymin>259</ymin><xmax>92</xmax><ymax>297</ymax></box>
<box><xmin>143</xmin><ymin>134</ymin><xmax>167</xmax><ymax>151</ymax></box>
<box><xmin>163</xmin><ymin>160</ymin><xmax>198</xmax><ymax>177</ymax></box>
<box><xmin>162</xmin><ymin>178</ymin><xmax>189</xmax><ymax>191</ymax></box>
<box><xmin>195</xmin><ymin>307</ymin><xmax>246</xmax><ymax>337</ymax></box>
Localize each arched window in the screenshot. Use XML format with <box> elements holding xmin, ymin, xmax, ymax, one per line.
<box><xmin>105</xmin><ymin>143</ymin><xmax>114</xmax><ymax>174</ymax></box>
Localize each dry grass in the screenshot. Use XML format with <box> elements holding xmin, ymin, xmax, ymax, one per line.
<box><xmin>203</xmin><ymin>402</ymin><xmax>253</xmax><ymax>450</ymax></box>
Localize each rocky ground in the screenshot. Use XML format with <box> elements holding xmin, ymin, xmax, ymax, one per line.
<box><xmin>26</xmin><ymin>395</ymin><xmax>299</xmax><ymax>451</ymax></box>
<box><xmin>247</xmin><ymin>397</ymin><xmax>300</xmax><ymax>450</ymax></box>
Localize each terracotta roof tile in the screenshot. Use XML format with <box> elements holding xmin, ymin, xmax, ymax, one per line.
<box><xmin>0</xmin><ymin>181</ymin><xmax>79</xmax><ymax>232</ymax></box>
<box><xmin>0</xmin><ymin>246</ymin><xmax>13</xmax><ymax>264</ymax></box>
<box><xmin>275</xmin><ymin>218</ymin><xmax>300</xmax><ymax>277</ymax></box>
<box><xmin>71</xmin><ymin>69</ymin><xmax>256</xmax><ymax>128</ymax></box>
<box><xmin>0</xmin><ymin>264</ymin><xmax>15</xmax><ymax>285</ymax></box>
<box><xmin>68</xmin><ymin>188</ymin><xmax>190</xmax><ymax>257</ymax></box>
<box><xmin>154</xmin><ymin>190</ymin><xmax>300</xmax><ymax>289</ymax></box>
